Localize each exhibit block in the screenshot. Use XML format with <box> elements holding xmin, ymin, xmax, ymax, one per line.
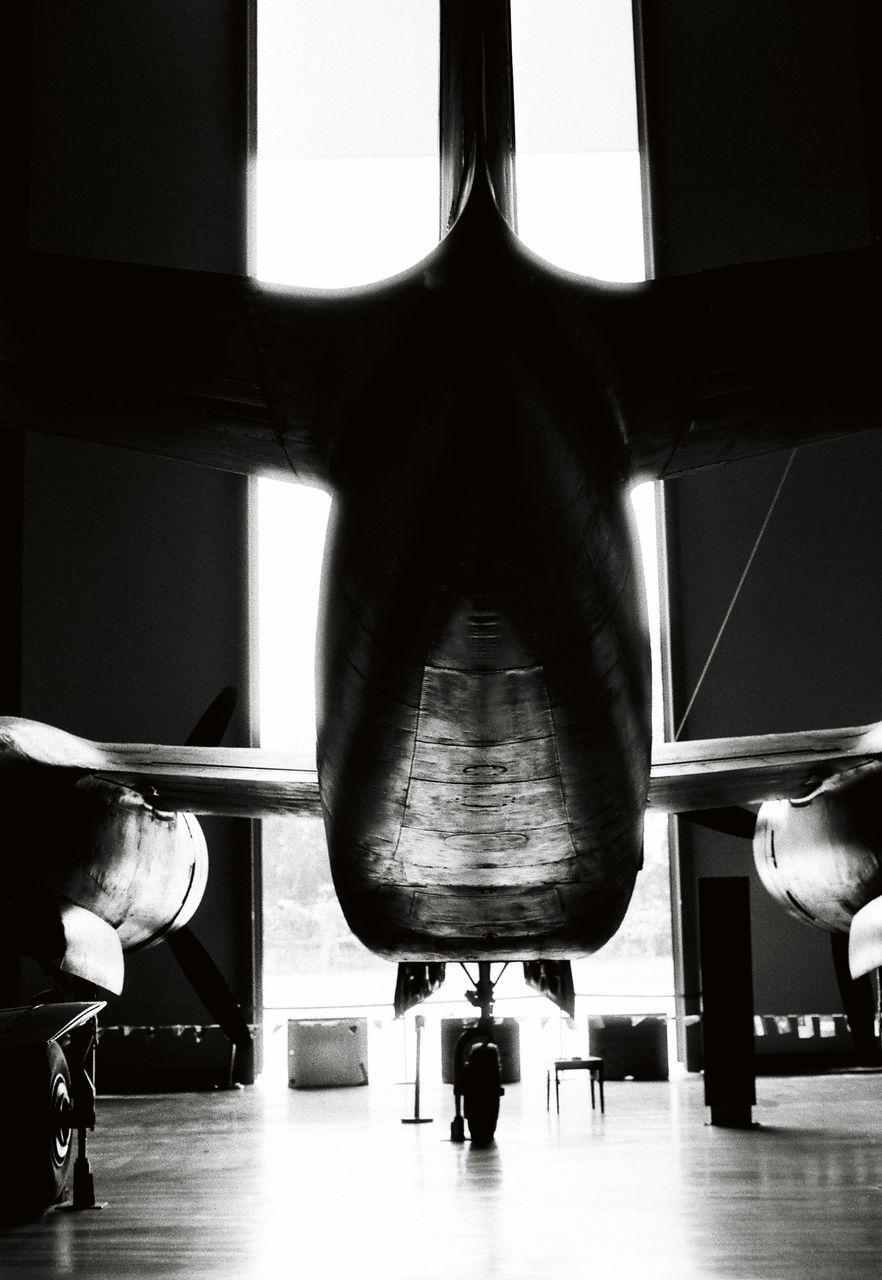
<box><xmin>588</xmin><ymin>1015</ymin><xmax>669</xmax><ymax>1080</ymax></box>
<box><xmin>288</xmin><ymin>1018</ymin><xmax>369</xmax><ymax>1088</ymax></box>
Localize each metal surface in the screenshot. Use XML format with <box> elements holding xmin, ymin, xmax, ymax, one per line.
<box><xmin>522</xmin><ymin>959</ymin><xmax>576</xmax><ymax>1018</ymax></box>
<box><xmin>0</xmin><ymin>757</ymin><xmax>209</xmax><ymax>973</ymax></box>
<box><xmin>753</xmin><ymin>761</ymin><xmax>882</xmax><ymax>934</ymax></box>
<box><xmin>649</xmin><ymin>722</ymin><xmax>882</xmax><ymax>811</ymax></box>
<box><xmin>316</xmin><ymin>168</ymin><xmax>651</xmax><ymax>960</ymax></box>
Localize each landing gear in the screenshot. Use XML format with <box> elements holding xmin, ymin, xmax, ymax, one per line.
<box><xmin>450</xmin><ymin>962</ymin><xmax>505</xmax><ymax>1147</ymax></box>
<box><xmin>0</xmin><ymin>1001</ymin><xmax>105</xmax><ymax>1222</ymax></box>
<box><xmin>1</xmin><ymin>1040</ymin><xmax>73</xmax><ymax>1220</ymax></box>
<box><xmin>462</xmin><ymin>1041</ymin><xmax>502</xmax><ymax>1146</ymax></box>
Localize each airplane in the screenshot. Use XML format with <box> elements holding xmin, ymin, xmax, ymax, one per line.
<box><xmin>1</xmin><ymin>0</ymin><xmax>881</xmax><ymax>1193</ymax></box>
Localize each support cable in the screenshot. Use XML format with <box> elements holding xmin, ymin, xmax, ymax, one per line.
<box><xmin>675</xmin><ymin>449</ymin><xmax>796</xmax><ymax>740</ymax></box>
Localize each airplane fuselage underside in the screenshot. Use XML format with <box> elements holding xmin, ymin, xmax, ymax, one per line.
<box><xmin>314</xmin><ymin>208</ymin><xmax>653</xmax><ymax>961</ymax></box>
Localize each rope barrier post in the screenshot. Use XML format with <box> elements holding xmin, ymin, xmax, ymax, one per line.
<box><xmin>401</xmin><ymin>1015</ymin><xmax>433</xmax><ymax>1125</ymax></box>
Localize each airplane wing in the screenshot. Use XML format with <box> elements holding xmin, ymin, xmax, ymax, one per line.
<box><xmin>0</xmin><ymin>250</ymin><xmax>426</xmax><ymax>490</ymax></box>
<box><xmin>97</xmin><ymin>741</ymin><xmax>322</xmax><ymax>818</ymax></box>
<box><xmin>647</xmin><ymin>719</ymin><xmax>882</xmax><ymax>812</ymax></box>
<box><xmin>610</xmin><ymin>245</ymin><xmax>882</xmax><ymax>482</ymax></box>
<box><xmin>6</xmin><ymin>713</ymin><xmax>882</xmax><ymax>822</ymax></box>
<box><xmin>0</xmin><ymin>717</ymin><xmax>320</xmax><ymax>819</ymax></box>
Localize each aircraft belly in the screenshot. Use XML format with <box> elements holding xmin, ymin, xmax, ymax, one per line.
<box><xmin>319</xmin><ymin>513</ymin><xmax>650</xmax><ymax>958</ymax></box>
<box><xmin>400</xmin><ymin>773</ymin><xmax>566</xmax><ymax>834</ymax></box>
<box><xmin>315</xmin><ymin>250</ymin><xmax>652</xmax><ymax>958</ymax></box>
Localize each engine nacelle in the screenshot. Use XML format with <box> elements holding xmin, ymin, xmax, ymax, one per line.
<box><xmin>753</xmin><ymin>761</ymin><xmax>882</xmax><ymax>933</ymax></box>
<box><xmin>9</xmin><ymin>773</ymin><xmax>208</xmax><ymax>953</ymax></box>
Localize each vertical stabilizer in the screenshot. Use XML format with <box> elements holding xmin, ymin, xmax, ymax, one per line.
<box><xmin>439</xmin><ymin>0</ymin><xmax>517</xmax><ymax>233</ymax></box>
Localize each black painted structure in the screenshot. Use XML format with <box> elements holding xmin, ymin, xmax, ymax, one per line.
<box><xmin>699</xmin><ymin>878</ymin><xmax>755</xmax><ymax>1126</ymax></box>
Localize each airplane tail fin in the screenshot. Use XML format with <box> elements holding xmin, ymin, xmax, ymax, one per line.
<box><xmin>440</xmin><ymin>0</ymin><xmax>517</xmax><ymax>234</ymax></box>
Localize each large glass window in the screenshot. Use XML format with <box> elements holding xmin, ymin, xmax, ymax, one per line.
<box><xmin>256</xmin><ymin>1</ymin><xmax>672</xmax><ymax>1074</ymax></box>
<box><xmin>255</xmin><ymin>0</ymin><xmax>438</xmax><ymax>287</ymax></box>
<box><xmin>511</xmin><ymin>0</ymin><xmax>644</xmax><ymax>282</ymax></box>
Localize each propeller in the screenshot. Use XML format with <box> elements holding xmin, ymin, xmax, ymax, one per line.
<box><xmin>166</xmin><ymin>686</ymin><xmax>255</xmax><ymax>1084</ymax></box>
<box><xmin>830</xmin><ymin>931</ymin><xmax>881</xmax><ymax>1065</ymax></box>
<box><xmin>184</xmin><ymin>685</ymin><xmax>239</xmax><ymax>747</ymax></box>
<box><xmin>166</xmin><ymin>926</ymin><xmax>255</xmax><ymax>1084</ymax></box>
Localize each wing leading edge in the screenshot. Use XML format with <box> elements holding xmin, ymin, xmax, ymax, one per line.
<box><xmin>647</xmin><ymin>720</ymin><xmax>882</xmax><ymax>812</ymax></box>
<box><xmin>0</xmin><ymin>717</ymin><xmax>320</xmax><ymax>820</ymax></box>
<box><xmin>5</xmin><ymin>715</ymin><xmax>881</xmax><ymax>822</ymax></box>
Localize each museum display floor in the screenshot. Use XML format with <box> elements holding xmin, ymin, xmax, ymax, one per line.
<box><xmin>3</xmin><ymin>1068</ymin><xmax>882</xmax><ymax>1279</ymax></box>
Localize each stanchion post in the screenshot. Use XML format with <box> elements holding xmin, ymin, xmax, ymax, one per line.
<box><xmin>402</xmin><ymin>1014</ymin><xmax>433</xmax><ymax>1124</ymax></box>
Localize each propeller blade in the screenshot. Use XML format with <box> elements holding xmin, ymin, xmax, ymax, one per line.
<box><xmin>166</xmin><ymin>925</ymin><xmax>254</xmax><ymax>1084</ymax></box>
<box><xmin>179</xmin><ymin>690</ymin><xmax>249</xmax><ymax>1081</ymax></box>
<box><xmin>681</xmin><ymin>807</ymin><xmax>758</xmax><ymax>840</ymax></box>
<box><xmin>185</xmin><ymin>686</ymin><xmax>239</xmax><ymax>748</ymax></box>
<box><xmin>831</xmin><ymin>930</ymin><xmax>881</xmax><ymax>1064</ymax></box>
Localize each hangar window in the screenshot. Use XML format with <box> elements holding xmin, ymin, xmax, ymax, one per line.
<box><xmin>511</xmin><ymin>0</ymin><xmax>645</xmax><ymax>281</ymax></box>
<box><xmin>255</xmin><ymin>1</ymin><xmax>673</xmax><ymax>1070</ymax></box>
<box><xmin>254</xmin><ymin>0</ymin><xmax>439</xmax><ymax>286</ymax></box>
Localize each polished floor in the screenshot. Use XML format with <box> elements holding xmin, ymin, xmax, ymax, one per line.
<box><xmin>3</xmin><ymin>1066</ymin><xmax>882</xmax><ymax>1279</ymax></box>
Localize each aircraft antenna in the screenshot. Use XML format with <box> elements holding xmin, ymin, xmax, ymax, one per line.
<box><xmin>675</xmin><ymin>449</ymin><xmax>796</xmax><ymax>740</ymax></box>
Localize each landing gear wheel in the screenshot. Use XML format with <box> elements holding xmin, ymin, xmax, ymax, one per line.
<box><xmin>0</xmin><ymin>1041</ymin><xmax>73</xmax><ymax>1221</ymax></box>
<box><xmin>463</xmin><ymin>1043</ymin><xmax>502</xmax><ymax>1146</ymax></box>
<box><xmin>450</xmin><ymin>1114</ymin><xmax>465</xmax><ymax>1143</ymax></box>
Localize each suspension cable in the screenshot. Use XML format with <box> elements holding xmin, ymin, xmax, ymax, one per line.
<box><xmin>675</xmin><ymin>449</ymin><xmax>796</xmax><ymax>741</ymax></box>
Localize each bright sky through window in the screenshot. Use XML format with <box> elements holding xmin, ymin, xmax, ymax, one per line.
<box><xmin>255</xmin><ymin>1</ymin><xmax>643</xmax><ymax>288</ymax></box>
<box><xmin>256</xmin><ymin>0</ymin><xmax>652</xmax><ymax>755</ymax></box>
<box><xmin>255</xmin><ymin>0</ymin><xmax>438</xmax><ymax>287</ymax></box>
